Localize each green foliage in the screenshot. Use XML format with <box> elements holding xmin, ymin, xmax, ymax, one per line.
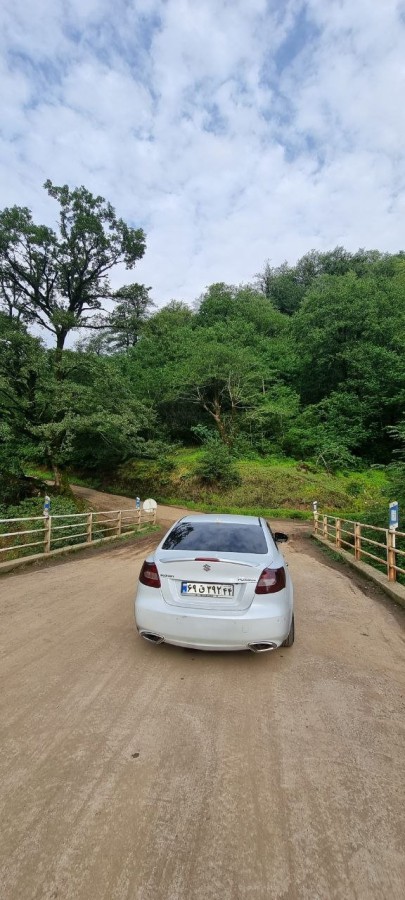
<box><xmin>0</xmin><ymin>182</ymin><xmax>146</xmax><ymax>349</ymax></box>
<box><xmin>0</xmin><ymin>492</ymin><xmax>88</xmax><ymax>560</ymax></box>
<box><xmin>255</xmin><ymin>247</ymin><xmax>404</xmax><ymax>315</ymax></box>
<box><xmin>287</xmin><ymin>271</ymin><xmax>405</xmax><ymax>461</ymax></box>
<box><xmin>0</xmin><ymin>314</ymin><xmax>45</xmax><ymax>502</ymax></box>
<box><xmin>255</xmin><ymin>261</ymin><xmax>306</xmax><ymax>315</ymax></box>
<box><xmin>194</xmin><ymin>439</ymin><xmax>241</xmax><ymax>487</ymax></box>
<box><xmin>385</xmin><ymin>464</ymin><xmax>405</xmax><ymax>514</ymax></box>
<box><xmin>115</xmin><ymin>456</ymin><xmax>175</xmax><ymax>498</ymax></box>
<box><xmin>346</xmin><ymin>480</ymin><xmax>364</xmax><ymax>497</ymax></box>
<box><xmin>1</xmin><ymin>220</ymin><xmax>405</xmax><ymax>514</ymax></box>
<box><xmin>190</xmin><ymin>424</ymin><xmax>214</xmax><ymax>445</ymax></box>
<box><xmin>30</xmin><ymin>351</ymin><xmax>155</xmax><ymax>476</ymax></box>
<box><xmin>0</xmin><ymin>424</ymin><xmax>27</xmax><ymax>505</ymax></box>
<box><xmin>107</xmin><ymin>283</ymin><xmax>155</xmax><ymax>350</ymax></box>
<box><xmin>77</xmin><ymin>283</ymin><xmax>155</xmax><ymax>354</ymax></box>
<box><xmin>0</xmin><ymin>309</ymin><xmax>156</xmax><ymax>500</ymax></box>
<box><xmin>0</xmin><ymin>493</ymin><xmax>85</xmax><ymax>520</ymax></box>
<box><xmin>164</xmin><ymin>498</ymin><xmax>312</xmax><ymax>520</ymax></box>
<box><xmin>114</xmin><ymin>449</ymin><xmax>386</xmax><ymax>515</ymax></box>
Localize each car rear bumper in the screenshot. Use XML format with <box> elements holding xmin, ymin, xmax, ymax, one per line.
<box><xmin>135</xmin><ymin>589</ymin><xmax>292</xmax><ymax>651</ymax></box>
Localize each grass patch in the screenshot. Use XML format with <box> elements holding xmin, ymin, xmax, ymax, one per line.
<box><xmin>150</xmin><ymin>449</ymin><xmax>388</xmax><ymax>515</ymax></box>
<box><xmin>22</xmin><ymin>464</ymin><xmax>54</xmax><ymax>482</ymax></box>
<box><xmin>160</xmin><ymin>497</ymin><xmax>312</xmax><ymax>520</ymax></box>
<box><xmin>24</xmin><ymin>452</ymin><xmax>390</xmax><ymax>522</ymax></box>
<box><xmin>23</xmin><ymin>465</ymin><xmax>104</xmax><ymax>491</ymax></box>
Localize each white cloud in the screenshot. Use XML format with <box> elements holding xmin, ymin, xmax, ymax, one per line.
<box><xmin>0</xmin><ymin>0</ymin><xmax>404</xmax><ymax>316</ymax></box>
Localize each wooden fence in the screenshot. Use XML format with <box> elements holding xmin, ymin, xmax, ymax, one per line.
<box><xmin>0</xmin><ymin>508</ymin><xmax>157</xmax><ymax>564</ymax></box>
<box><xmin>313</xmin><ymin>513</ymin><xmax>405</xmax><ymax>583</ymax></box>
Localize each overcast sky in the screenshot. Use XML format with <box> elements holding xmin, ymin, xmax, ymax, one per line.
<box><xmin>1</xmin><ymin>0</ymin><xmax>404</xmax><ymax>308</ymax></box>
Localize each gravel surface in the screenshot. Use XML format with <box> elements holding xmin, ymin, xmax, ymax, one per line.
<box><xmin>1</xmin><ymin>489</ymin><xmax>404</xmax><ymax>899</ymax></box>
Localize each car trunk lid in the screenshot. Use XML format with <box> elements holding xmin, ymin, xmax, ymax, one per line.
<box><xmin>156</xmin><ymin>552</ymin><xmax>271</xmax><ymax>611</ymax></box>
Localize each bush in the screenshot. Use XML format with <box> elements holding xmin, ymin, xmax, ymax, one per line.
<box><xmin>0</xmin><ymin>425</ymin><xmax>33</xmax><ymax>506</ymax></box>
<box><xmin>0</xmin><ymin>495</ymin><xmax>86</xmax><ymax>520</ymax></box>
<box><xmin>346</xmin><ymin>480</ymin><xmax>363</xmax><ymax>497</ymax></box>
<box><xmin>194</xmin><ymin>442</ymin><xmax>241</xmax><ymax>487</ymax></box>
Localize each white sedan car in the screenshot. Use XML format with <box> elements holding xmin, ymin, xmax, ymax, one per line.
<box><xmin>135</xmin><ymin>514</ymin><xmax>294</xmax><ymax>653</ymax></box>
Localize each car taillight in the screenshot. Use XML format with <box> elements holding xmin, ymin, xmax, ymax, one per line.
<box><xmin>255</xmin><ymin>567</ymin><xmax>286</xmax><ymax>594</ymax></box>
<box><xmin>139</xmin><ymin>560</ymin><xmax>161</xmax><ymax>588</ymax></box>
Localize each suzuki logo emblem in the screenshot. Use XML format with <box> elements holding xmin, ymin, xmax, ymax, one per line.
<box><xmin>203</xmin><ymin>564</ymin><xmax>211</xmax><ymax>572</ymax></box>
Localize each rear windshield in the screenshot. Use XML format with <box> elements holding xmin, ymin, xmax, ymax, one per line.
<box><xmin>162</xmin><ymin>522</ymin><xmax>268</xmax><ymax>554</ymax></box>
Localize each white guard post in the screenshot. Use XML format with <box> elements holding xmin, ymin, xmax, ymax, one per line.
<box><xmin>388</xmin><ymin>502</ymin><xmax>399</xmax><ymax>582</ymax></box>
<box><xmin>313</xmin><ymin>500</ymin><xmax>318</xmax><ymax>533</ymax></box>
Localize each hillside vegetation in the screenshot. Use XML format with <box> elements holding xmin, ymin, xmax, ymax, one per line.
<box><xmin>0</xmin><ymin>181</ymin><xmax>404</xmax><ymax>524</ymax></box>
<box><xmin>109</xmin><ymin>451</ymin><xmax>388</xmax><ymax>520</ymax></box>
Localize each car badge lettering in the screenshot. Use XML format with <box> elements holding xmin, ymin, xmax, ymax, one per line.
<box><xmin>203</xmin><ymin>564</ymin><xmax>211</xmax><ymax>572</ymax></box>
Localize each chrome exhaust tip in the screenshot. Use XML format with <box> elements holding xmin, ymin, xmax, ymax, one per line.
<box><xmin>248</xmin><ymin>641</ymin><xmax>277</xmax><ymax>653</ymax></box>
<box><xmin>140</xmin><ymin>631</ymin><xmax>165</xmax><ymax>645</ymax></box>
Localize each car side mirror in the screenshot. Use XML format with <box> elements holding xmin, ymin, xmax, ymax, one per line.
<box><xmin>274</xmin><ymin>532</ymin><xmax>288</xmax><ymax>543</ymax></box>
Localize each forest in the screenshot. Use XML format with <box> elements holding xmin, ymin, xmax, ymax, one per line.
<box><xmin>1</xmin><ymin>181</ymin><xmax>404</xmax><ymax>522</ymax></box>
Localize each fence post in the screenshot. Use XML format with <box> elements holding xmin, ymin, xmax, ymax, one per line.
<box><xmin>44</xmin><ymin>516</ymin><xmax>51</xmax><ymax>554</ymax></box>
<box><xmin>323</xmin><ymin>515</ymin><xmax>328</xmax><ymax>539</ymax></box>
<box><xmin>336</xmin><ymin>518</ymin><xmax>341</xmax><ymax>549</ymax></box>
<box><xmin>137</xmin><ymin>509</ymin><xmax>141</xmax><ymax>532</ymax></box>
<box><xmin>387</xmin><ymin>530</ymin><xmax>397</xmax><ymax>582</ymax></box>
<box><xmin>116</xmin><ymin>511</ymin><xmax>122</xmax><ymax>537</ymax></box>
<box><xmin>313</xmin><ymin>512</ymin><xmax>319</xmax><ymax>534</ymax></box>
<box><xmin>87</xmin><ymin>512</ymin><xmax>93</xmax><ymax>544</ymax></box>
<box><xmin>153</xmin><ymin>507</ymin><xmax>157</xmax><ymax>525</ymax></box>
<box><xmin>354</xmin><ymin>523</ymin><xmax>361</xmax><ymax>560</ymax></box>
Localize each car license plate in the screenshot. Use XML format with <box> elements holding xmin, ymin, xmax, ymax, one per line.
<box><xmin>181</xmin><ymin>581</ymin><xmax>234</xmax><ymax>598</ymax></box>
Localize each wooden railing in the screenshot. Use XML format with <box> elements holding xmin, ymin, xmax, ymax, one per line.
<box><xmin>313</xmin><ymin>513</ymin><xmax>405</xmax><ymax>583</ymax></box>
<box><xmin>0</xmin><ymin>507</ymin><xmax>157</xmax><ymax>564</ymax></box>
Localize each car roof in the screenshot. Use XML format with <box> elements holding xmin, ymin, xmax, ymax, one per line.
<box><xmin>175</xmin><ymin>514</ymin><xmax>262</xmax><ymax>526</ymax></box>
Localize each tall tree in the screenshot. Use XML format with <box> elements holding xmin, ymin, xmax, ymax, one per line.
<box><xmin>75</xmin><ymin>284</ymin><xmax>155</xmax><ymax>355</ymax></box>
<box><xmin>0</xmin><ymin>313</ymin><xmax>44</xmax><ymax>503</ymax></box>
<box><xmin>31</xmin><ymin>351</ymin><xmax>154</xmax><ymax>487</ymax></box>
<box><xmin>254</xmin><ymin>262</ymin><xmax>305</xmax><ymax>315</ymax></box>
<box><xmin>0</xmin><ymin>181</ymin><xmax>146</xmax><ymax>350</ymax></box>
<box><xmin>107</xmin><ymin>283</ymin><xmax>155</xmax><ymax>351</ymax></box>
<box><xmin>292</xmin><ymin>270</ymin><xmax>405</xmax><ymax>458</ymax></box>
<box><xmin>255</xmin><ymin>247</ymin><xmax>404</xmax><ymax>315</ymax></box>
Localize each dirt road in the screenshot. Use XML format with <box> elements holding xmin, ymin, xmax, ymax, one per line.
<box><xmin>1</xmin><ymin>494</ymin><xmax>404</xmax><ymax>900</ymax></box>
<box><xmin>70</xmin><ymin>483</ymin><xmax>201</xmax><ymax>528</ymax></box>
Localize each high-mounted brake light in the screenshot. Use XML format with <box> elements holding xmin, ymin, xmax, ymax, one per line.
<box><xmin>194</xmin><ymin>557</ymin><xmax>220</xmax><ymax>562</ymax></box>
<box><xmin>139</xmin><ymin>560</ymin><xmax>161</xmax><ymax>588</ymax></box>
<box><xmin>255</xmin><ymin>567</ymin><xmax>286</xmax><ymax>594</ymax></box>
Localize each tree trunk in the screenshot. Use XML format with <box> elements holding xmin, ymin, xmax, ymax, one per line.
<box><xmin>210</xmin><ymin>399</ymin><xmax>231</xmax><ymax>446</ymax></box>
<box><xmin>196</xmin><ymin>389</ymin><xmax>231</xmax><ymax>446</ymax></box>
<box><xmin>51</xmin><ymin>463</ymin><xmax>72</xmax><ymax>496</ymax></box>
<box><xmin>52</xmin><ymin>463</ymin><xmax>62</xmax><ymax>490</ymax></box>
<box><xmin>54</xmin><ymin>329</ymin><xmax>68</xmax><ymax>377</ymax></box>
<box><xmin>54</xmin><ymin>329</ymin><xmax>68</xmax><ymax>372</ymax></box>
<box><xmin>56</xmin><ymin>328</ymin><xmax>68</xmax><ymax>351</ymax></box>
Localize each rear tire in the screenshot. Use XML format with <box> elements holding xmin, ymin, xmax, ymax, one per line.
<box><xmin>282</xmin><ymin>614</ymin><xmax>294</xmax><ymax>647</ymax></box>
